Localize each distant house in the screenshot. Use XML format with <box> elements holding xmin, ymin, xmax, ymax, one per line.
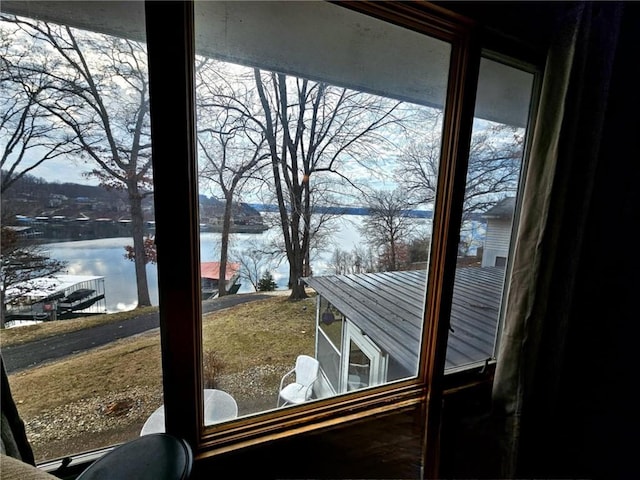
<box><xmin>481</xmin><ymin>197</ymin><xmax>515</xmax><ymax>268</ymax></box>
<box><xmin>304</xmin><ymin>266</ymin><xmax>506</xmax><ymax>398</ymax></box>
<box><xmin>200</xmin><ymin>262</ymin><xmax>241</xmax><ymax>299</ymax></box>
<box><xmin>75</xmin><ymin>196</ymin><xmax>94</xmax><ymax>210</ymax></box>
<box><xmin>48</xmin><ymin>193</ymin><xmax>68</xmax><ymax>207</ymax></box>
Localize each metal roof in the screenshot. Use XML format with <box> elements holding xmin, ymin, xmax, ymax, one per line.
<box><xmin>200</xmin><ymin>262</ymin><xmax>240</xmax><ymax>281</ymax></box>
<box><xmin>304</xmin><ymin>266</ymin><xmax>506</xmax><ymax>372</ymax></box>
<box><xmin>5</xmin><ymin>275</ymin><xmax>104</xmax><ymax>302</ymax></box>
<box><xmin>482</xmin><ymin>197</ymin><xmax>515</xmax><ymax>219</ymax></box>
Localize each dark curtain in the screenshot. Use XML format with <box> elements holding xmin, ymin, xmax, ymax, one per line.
<box><xmin>492</xmin><ymin>1</ymin><xmax>638</xmax><ymax>478</ymax></box>
<box><xmin>1</xmin><ymin>353</ymin><xmax>35</xmax><ymax>465</ymax></box>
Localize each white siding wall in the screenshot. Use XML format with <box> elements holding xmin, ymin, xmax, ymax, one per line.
<box><xmin>482</xmin><ymin>219</ymin><xmax>512</xmax><ymax>267</ymax></box>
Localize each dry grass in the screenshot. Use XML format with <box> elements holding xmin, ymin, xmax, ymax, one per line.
<box><xmin>202</xmin><ymin>295</ymin><xmax>316</xmax><ymax>372</ymax></box>
<box><xmin>5</xmin><ymin>294</ymin><xmax>317</xmax><ymax>462</ymax></box>
<box><xmin>9</xmin><ymin>296</ymin><xmax>316</xmax><ymax>413</ymax></box>
<box><xmin>9</xmin><ymin>335</ymin><xmax>163</xmax><ymax>418</ymax></box>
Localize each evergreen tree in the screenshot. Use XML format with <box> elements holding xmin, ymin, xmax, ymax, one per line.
<box><xmin>256</xmin><ymin>271</ymin><xmax>277</xmax><ymax>292</ymax></box>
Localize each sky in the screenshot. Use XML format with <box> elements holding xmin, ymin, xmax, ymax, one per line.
<box><xmin>26</xmin><ymin>155</ymin><xmax>98</xmax><ymax>186</ymax></box>
<box><xmin>1</xmin><ymin>14</ymin><xmax>443</xmax><ymax>206</ymax></box>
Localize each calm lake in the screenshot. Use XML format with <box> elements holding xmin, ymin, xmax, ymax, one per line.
<box><xmin>40</xmin><ymin>215</ymin><xmax>373</xmax><ymax>313</ymax></box>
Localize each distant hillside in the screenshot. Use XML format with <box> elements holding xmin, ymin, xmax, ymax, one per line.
<box><xmin>2</xmin><ymin>173</ymin><xmax>133</xmax><ymax>220</ymax></box>
<box><xmin>2</xmin><ymin>172</ymin><xmax>128</xmax><ymax>204</ymax></box>
<box><xmin>1</xmin><ymin>172</ymin><xmax>267</xmax><ymax>238</ymax></box>
<box><xmin>246</xmin><ymin>203</ymin><xmax>435</xmax><ymax>218</ymax></box>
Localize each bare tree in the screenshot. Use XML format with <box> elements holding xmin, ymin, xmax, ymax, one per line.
<box><xmin>397</xmin><ymin>113</ymin><xmax>525</xmax><ymax>221</ymax></box>
<box><xmin>235</xmin><ymin>240</ymin><xmax>277</xmax><ymax>292</ymax></box>
<box><xmin>329</xmin><ymin>244</ymin><xmax>376</xmax><ymax>275</ymax></box>
<box><xmin>196</xmin><ymin>60</ymin><xmax>270</xmax><ymax>296</ymax></box>
<box><xmin>0</xmin><ymin>222</ymin><xmax>66</xmax><ymax>327</ymax></box>
<box><xmin>463</xmin><ymin>122</ymin><xmax>524</xmax><ymax>216</ymax></box>
<box><xmin>394</xmin><ymin>109</ymin><xmax>444</xmax><ymax>210</ymax></box>
<box><xmin>0</xmin><ymin>27</ymin><xmax>78</xmax><ymax>193</ymax></box>
<box><xmin>192</xmin><ymin>64</ymin><xmax>404</xmax><ymax>299</ymax></box>
<box><xmin>1</xmin><ymin>26</ymin><xmax>72</xmax><ymax>325</ymax></box>
<box><xmin>253</xmin><ymin>70</ymin><xmax>406</xmax><ymax>299</ymax></box>
<box><xmin>360</xmin><ymin>188</ymin><xmax>417</xmax><ymax>272</ymax></box>
<box><xmin>2</xmin><ymin>15</ymin><xmax>154</xmax><ymax>307</ymax></box>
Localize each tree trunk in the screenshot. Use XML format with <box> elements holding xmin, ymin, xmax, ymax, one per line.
<box><xmin>287</xmin><ymin>185</ymin><xmax>308</xmax><ymax>300</ymax></box>
<box><xmin>288</xmin><ymin>218</ymin><xmax>308</xmax><ymax>300</ymax></box>
<box><xmin>0</xmin><ymin>288</ymin><xmax>6</xmax><ymax>329</ymax></box>
<box><xmin>288</xmin><ymin>258</ymin><xmax>308</xmax><ymax>300</ymax></box>
<box><xmin>129</xmin><ymin>189</ymin><xmax>151</xmax><ymax>307</ymax></box>
<box><xmin>301</xmin><ymin>173</ymin><xmax>312</xmax><ymax>277</ymax></box>
<box><xmin>218</xmin><ymin>193</ymin><xmax>234</xmax><ymax>297</ymax></box>
<box><xmin>390</xmin><ymin>237</ymin><xmax>397</xmax><ymax>271</ymax></box>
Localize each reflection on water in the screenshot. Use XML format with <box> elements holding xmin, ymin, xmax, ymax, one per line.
<box><xmin>42</xmin><ymin>216</ymin><xmax>368</xmax><ymax>313</ymax></box>
<box><xmin>42</xmin><ymin>237</ymin><xmax>159</xmax><ymax>312</ymax></box>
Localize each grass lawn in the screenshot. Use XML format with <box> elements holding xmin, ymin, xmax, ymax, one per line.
<box><xmin>4</xmin><ymin>293</ymin><xmax>317</xmax><ymax>462</ymax></box>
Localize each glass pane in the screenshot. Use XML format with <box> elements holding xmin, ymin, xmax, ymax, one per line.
<box><xmin>318</xmin><ymin>297</ymin><xmax>342</xmax><ymax>347</ymax></box>
<box><xmin>445</xmin><ymin>57</ymin><xmax>534</xmax><ymax>371</ymax></box>
<box><xmin>194</xmin><ymin>1</ymin><xmax>451</xmax><ymax>425</ymax></box>
<box><xmin>1</xmin><ymin>3</ymin><xmax>162</xmax><ymax>462</ymax></box>
<box><xmin>317</xmin><ymin>331</ymin><xmax>340</xmax><ymax>393</ymax></box>
<box><xmin>347</xmin><ymin>340</ymin><xmax>371</xmax><ymax>391</ymax></box>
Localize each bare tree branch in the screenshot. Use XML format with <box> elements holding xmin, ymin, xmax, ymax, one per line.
<box><xmin>2</xmin><ymin>15</ymin><xmax>154</xmax><ymax>307</ymax></box>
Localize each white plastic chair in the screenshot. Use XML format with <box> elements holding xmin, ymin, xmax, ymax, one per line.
<box><xmin>140</xmin><ymin>389</ymin><xmax>238</xmax><ymax>436</ymax></box>
<box><xmin>277</xmin><ymin>355</ymin><xmax>319</xmax><ymax>407</ymax></box>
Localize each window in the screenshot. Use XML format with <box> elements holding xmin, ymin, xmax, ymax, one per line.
<box><xmin>192</xmin><ymin>0</ymin><xmax>451</xmax><ymax>425</ymax></box>
<box><xmin>1</xmin><ymin>1</ymin><xmax>161</xmax><ymax>463</ymax></box>
<box><xmin>342</xmin><ymin>322</ymin><xmax>388</xmax><ymax>391</ymax></box>
<box><xmin>152</xmin><ymin>1</ymin><xmax>538</xmax><ymax>453</ymax></box>
<box><xmin>445</xmin><ymin>55</ymin><xmax>536</xmax><ymax>372</ymax></box>
<box><xmin>0</xmin><ymin>0</ymin><xmax>538</xmax><ymax>469</ymax></box>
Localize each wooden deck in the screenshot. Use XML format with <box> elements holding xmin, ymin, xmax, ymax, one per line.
<box><xmin>304</xmin><ymin>266</ymin><xmax>506</xmax><ymax>372</ymax></box>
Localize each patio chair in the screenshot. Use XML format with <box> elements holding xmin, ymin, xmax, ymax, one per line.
<box><xmin>277</xmin><ymin>355</ymin><xmax>319</xmax><ymax>407</ymax></box>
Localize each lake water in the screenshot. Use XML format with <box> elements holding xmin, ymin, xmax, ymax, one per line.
<box><xmin>41</xmin><ymin>215</ymin><xmax>374</xmax><ymax>313</ymax></box>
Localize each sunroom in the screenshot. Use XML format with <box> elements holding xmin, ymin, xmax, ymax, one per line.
<box><xmin>305</xmin><ymin>265</ymin><xmax>505</xmax><ymax>398</ymax></box>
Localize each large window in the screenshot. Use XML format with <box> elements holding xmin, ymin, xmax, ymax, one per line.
<box><xmin>0</xmin><ymin>1</ymin><xmax>161</xmax><ymax>463</ymax></box>
<box><xmin>0</xmin><ymin>0</ymin><xmax>538</xmax><ymax>469</ymax></box>
<box><xmin>193</xmin><ymin>1</ymin><xmax>449</xmax><ymax>422</ymax></box>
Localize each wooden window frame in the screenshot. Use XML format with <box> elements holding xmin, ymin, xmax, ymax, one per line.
<box><xmin>145</xmin><ymin>0</ymin><xmax>479</xmax><ymax>471</ymax></box>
